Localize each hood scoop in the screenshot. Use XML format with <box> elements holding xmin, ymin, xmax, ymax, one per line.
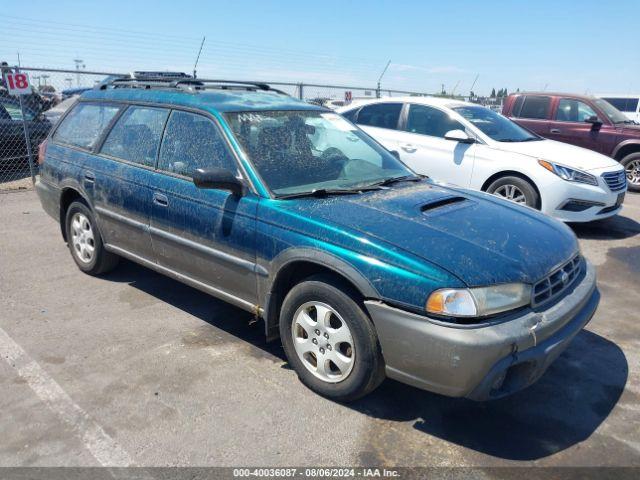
<box><xmin>419</xmin><ymin>196</ymin><xmax>469</xmax><ymax>216</ymax></box>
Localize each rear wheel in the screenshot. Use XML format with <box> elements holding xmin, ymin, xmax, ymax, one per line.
<box><xmin>487</xmin><ymin>176</ymin><xmax>539</xmax><ymax>208</ymax></box>
<box><xmin>279</xmin><ymin>275</ymin><xmax>385</xmax><ymax>402</ymax></box>
<box><xmin>621</xmin><ymin>153</ymin><xmax>640</xmax><ymax>192</ymax></box>
<box><xmin>65</xmin><ymin>200</ymin><xmax>119</xmax><ymax>275</ymax></box>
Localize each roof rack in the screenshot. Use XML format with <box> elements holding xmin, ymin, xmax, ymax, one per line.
<box><xmin>99</xmin><ymin>75</ymin><xmax>289</xmax><ymax>96</ymax></box>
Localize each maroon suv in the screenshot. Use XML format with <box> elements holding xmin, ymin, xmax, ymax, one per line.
<box><xmin>503</xmin><ymin>93</ymin><xmax>640</xmax><ymax>191</ymax></box>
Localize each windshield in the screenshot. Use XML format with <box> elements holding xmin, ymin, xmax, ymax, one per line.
<box><xmin>225</xmin><ymin>110</ymin><xmax>413</xmax><ymax>196</ymax></box>
<box><xmin>593</xmin><ymin>98</ymin><xmax>634</xmax><ymax>124</ymax></box>
<box><xmin>452</xmin><ymin>105</ymin><xmax>541</xmax><ymax>142</ymax></box>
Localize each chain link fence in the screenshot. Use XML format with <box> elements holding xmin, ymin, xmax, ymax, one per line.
<box><xmin>1</xmin><ymin>67</ymin><xmax>119</xmax><ymax>191</ymax></box>
<box><xmin>0</xmin><ymin>66</ymin><xmax>439</xmax><ymax>192</ymax></box>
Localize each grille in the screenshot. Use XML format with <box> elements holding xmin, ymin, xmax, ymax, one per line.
<box><xmin>532</xmin><ymin>254</ymin><xmax>582</xmax><ymax>307</ymax></box>
<box><xmin>602</xmin><ymin>171</ymin><xmax>627</xmax><ymax>191</ymax></box>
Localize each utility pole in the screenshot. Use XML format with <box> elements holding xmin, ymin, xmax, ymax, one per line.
<box><xmin>376</xmin><ymin>60</ymin><xmax>391</xmax><ymax>98</ymax></box>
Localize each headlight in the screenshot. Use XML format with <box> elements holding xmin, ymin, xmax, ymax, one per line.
<box><xmin>426</xmin><ymin>283</ymin><xmax>532</xmax><ymax>318</ymax></box>
<box><xmin>538</xmin><ymin>160</ymin><xmax>598</xmax><ymax>186</ymax></box>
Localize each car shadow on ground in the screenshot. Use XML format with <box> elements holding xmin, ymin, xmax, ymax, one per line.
<box><xmin>103</xmin><ymin>260</ymin><xmax>628</xmax><ymax>462</ymax></box>
<box><xmin>569</xmin><ymin>213</ymin><xmax>640</xmax><ymax>240</ymax></box>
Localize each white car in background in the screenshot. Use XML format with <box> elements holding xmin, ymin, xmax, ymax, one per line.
<box><xmin>338</xmin><ymin>97</ymin><xmax>627</xmax><ymax>222</ymax></box>
<box><xmin>597</xmin><ymin>94</ymin><xmax>640</xmax><ymax>123</ymax></box>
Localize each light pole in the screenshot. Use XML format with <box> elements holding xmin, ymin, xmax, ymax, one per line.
<box><xmin>73</xmin><ymin>59</ymin><xmax>85</xmax><ymax>87</ymax></box>
<box><xmin>376</xmin><ymin>60</ymin><xmax>391</xmax><ymax>99</ymax></box>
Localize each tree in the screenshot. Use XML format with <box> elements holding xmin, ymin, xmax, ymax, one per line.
<box><xmin>490</xmin><ymin>88</ymin><xmax>496</xmax><ymax>98</ymax></box>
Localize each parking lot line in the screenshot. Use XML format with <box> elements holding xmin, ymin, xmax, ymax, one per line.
<box><xmin>0</xmin><ymin>326</ymin><xmax>134</xmax><ymax>467</ymax></box>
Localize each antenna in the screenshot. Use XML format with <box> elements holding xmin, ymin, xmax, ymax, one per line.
<box><xmin>542</xmin><ymin>83</ymin><xmax>549</xmax><ymax>91</ymax></box>
<box><xmin>376</xmin><ymin>60</ymin><xmax>391</xmax><ymax>98</ymax></box>
<box><xmin>193</xmin><ymin>36</ymin><xmax>206</xmax><ymax>79</ymax></box>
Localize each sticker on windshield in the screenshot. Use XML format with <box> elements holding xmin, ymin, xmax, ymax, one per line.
<box><xmin>321</xmin><ymin>113</ymin><xmax>357</xmax><ymax>131</ymax></box>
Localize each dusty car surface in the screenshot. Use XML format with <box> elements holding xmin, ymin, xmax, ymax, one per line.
<box><xmin>36</xmin><ymin>77</ymin><xmax>599</xmax><ymax>401</ymax></box>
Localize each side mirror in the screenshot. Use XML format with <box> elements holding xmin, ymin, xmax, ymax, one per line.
<box><xmin>585</xmin><ymin>115</ymin><xmax>603</xmax><ymax>131</ymax></box>
<box><xmin>444</xmin><ymin>129</ymin><xmax>475</xmax><ymax>144</ymax></box>
<box><xmin>389</xmin><ymin>150</ymin><xmax>401</xmax><ymax>160</ymax></box>
<box><xmin>192</xmin><ymin>168</ymin><xmax>244</xmax><ymax>196</ymax></box>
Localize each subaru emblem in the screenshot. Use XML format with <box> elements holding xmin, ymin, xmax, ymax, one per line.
<box><xmin>561</xmin><ymin>271</ymin><xmax>569</xmax><ymax>285</ymax></box>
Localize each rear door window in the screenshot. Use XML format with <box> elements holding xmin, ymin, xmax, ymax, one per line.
<box><xmin>53</xmin><ymin>103</ymin><xmax>120</xmax><ymax>150</ymax></box>
<box><xmin>517</xmin><ymin>96</ymin><xmax>551</xmax><ymax>119</ymax></box>
<box><xmin>158</xmin><ymin>110</ymin><xmax>237</xmax><ymax>177</ymax></box>
<box><xmin>100</xmin><ymin>106</ymin><xmax>169</xmax><ymax>167</ymax></box>
<box><xmin>356</xmin><ymin>103</ymin><xmax>402</xmax><ymax>129</ymax></box>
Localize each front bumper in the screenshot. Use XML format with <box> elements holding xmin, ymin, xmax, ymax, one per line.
<box><xmin>365</xmin><ymin>260</ymin><xmax>598</xmax><ymax>400</ymax></box>
<box><xmin>541</xmin><ymin>169</ymin><xmax>626</xmax><ymax>223</ymax></box>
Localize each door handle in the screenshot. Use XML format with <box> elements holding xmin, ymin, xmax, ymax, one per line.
<box><xmin>153</xmin><ymin>192</ymin><xmax>169</xmax><ymax>207</ymax></box>
<box><xmin>550</xmin><ymin>128</ymin><xmax>561</xmax><ymax>134</ymax></box>
<box><xmin>84</xmin><ymin>172</ymin><xmax>95</xmax><ymax>183</ymax></box>
<box><xmin>401</xmin><ymin>143</ymin><xmax>417</xmax><ymax>153</ymax></box>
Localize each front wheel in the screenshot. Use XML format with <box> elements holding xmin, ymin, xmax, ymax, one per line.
<box><xmin>279</xmin><ymin>275</ymin><xmax>385</xmax><ymax>402</ymax></box>
<box><xmin>621</xmin><ymin>153</ymin><xmax>640</xmax><ymax>192</ymax></box>
<box><xmin>486</xmin><ymin>176</ymin><xmax>540</xmax><ymax>208</ymax></box>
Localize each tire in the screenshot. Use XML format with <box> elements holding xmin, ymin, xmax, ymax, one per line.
<box><xmin>279</xmin><ymin>274</ymin><xmax>385</xmax><ymax>402</ymax></box>
<box><xmin>620</xmin><ymin>152</ymin><xmax>640</xmax><ymax>192</ymax></box>
<box><xmin>486</xmin><ymin>175</ymin><xmax>540</xmax><ymax>209</ymax></box>
<box><xmin>64</xmin><ymin>200</ymin><xmax>119</xmax><ymax>275</ymax></box>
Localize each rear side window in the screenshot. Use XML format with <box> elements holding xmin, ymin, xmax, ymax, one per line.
<box><xmin>517</xmin><ymin>96</ymin><xmax>551</xmax><ymax>119</ymax></box>
<box><xmin>53</xmin><ymin>103</ymin><xmax>120</xmax><ymax>150</ymax></box>
<box><xmin>356</xmin><ymin>103</ymin><xmax>402</xmax><ymax>129</ymax></box>
<box><xmin>404</xmin><ymin>104</ymin><xmax>464</xmax><ymax>138</ymax></box>
<box><xmin>100</xmin><ymin>106</ymin><xmax>169</xmax><ymax>167</ymax></box>
<box><xmin>158</xmin><ymin>110</ymin><xmax>237</xmax><ymax>177</ymax></box>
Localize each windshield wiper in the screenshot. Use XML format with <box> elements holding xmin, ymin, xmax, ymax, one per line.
<box><xmin>276</xmin><ymin>188</ymin><xmax>373</xmax><ymax>200</ymax></box>
<box><xmin>365</xmin><ymin>174</ymin><xmax>423</xmax><ymax>188</ymax></box>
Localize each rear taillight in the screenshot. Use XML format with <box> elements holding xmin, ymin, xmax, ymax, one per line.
<box><xmin>37</xmin><ymin>139</ymin><xmax>48</xmax><ymax>165</ymax></box>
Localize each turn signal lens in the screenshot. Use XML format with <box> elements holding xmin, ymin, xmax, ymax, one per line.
<box><xmin>538</xmin><ymin>159</ymin><xmax>554</xmax><ymax>173</ymax></box>
<box><xmin>426</xmin><ymin>289</ymin><xmax>477</xmax><ymax>317</ymax></box>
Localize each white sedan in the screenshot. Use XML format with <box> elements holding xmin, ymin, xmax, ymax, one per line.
<box><xmin>338</xmin><ymin>97</ymin><xmax>627</xmax><ymax>222</ymax></box>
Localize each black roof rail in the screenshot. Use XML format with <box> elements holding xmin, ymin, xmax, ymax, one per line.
<box><xmin>99</xmin><ymin>76</ymin><xmax>289</xmax><ymax>96</ymax></box>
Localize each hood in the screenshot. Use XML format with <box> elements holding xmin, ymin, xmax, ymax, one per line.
<box><xmin>281</xmin><ymin>181</ymin><xmax>578</xmax><ymax>287</ymax></box>
<box><xmin>492</xmin><ymin>138</ymin><xmax>618</xmax><ymax>171</ymax></box>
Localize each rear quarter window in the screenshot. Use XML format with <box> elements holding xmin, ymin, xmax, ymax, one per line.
<box><xmin>53</xmin><ymin>103</ymin><xmax>121</xmax><ymax>150</ymax></box>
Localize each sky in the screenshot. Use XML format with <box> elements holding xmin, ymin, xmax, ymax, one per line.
<box><xmin>0</xmin><ymin>0</ymin><xmax>638</xmax><ymax>96</ymax></box>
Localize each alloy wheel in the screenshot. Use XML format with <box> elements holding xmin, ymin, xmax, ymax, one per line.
<box><xmin>70</xmin><ymin>212</ymin><xmax>95</xmax><ymax>264</ymax></box>
<box><xmin>626</xmin><ymin>159</ymin><xmax>640</xmax><ymax>186</ymax></box>
<box><xmin>493</xmin><ymin>184</ymin><xmax>528</xmax><ymax>204</ymax></box>
<box><xmin>291</xmin><ymin>301</ymin><xmax>355</xmax><ymax>383</ymax></box>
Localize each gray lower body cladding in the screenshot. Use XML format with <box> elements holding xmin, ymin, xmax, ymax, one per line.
<box><xmin>365</xmin><ymin>259</ymin><xmax>598</xmax><ymax>400</ymax></box>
